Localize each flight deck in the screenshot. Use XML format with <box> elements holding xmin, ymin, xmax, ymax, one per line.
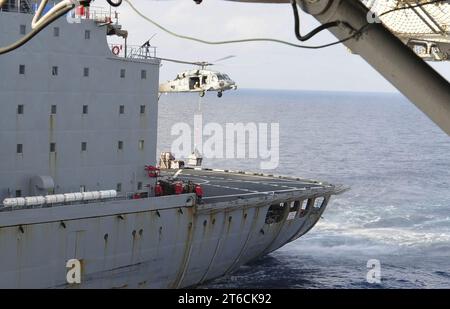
<box><xmin>161</xmin><ymin>168</ymin><xmax>333</xmax><ymax>203</ymax></box>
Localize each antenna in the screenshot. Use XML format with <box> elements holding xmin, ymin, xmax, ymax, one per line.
<box><xmin>142</xmin><ymin>33</ymin><xmax>157</xmax><ymax>47</ymax></box>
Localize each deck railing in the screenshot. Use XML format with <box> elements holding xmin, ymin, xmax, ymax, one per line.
<box><xmin>109</xmin><ymin>44</ymin><xmax>157</xmax><ymax>60</ymax></box>
<box><xmin>77</xmin><ymin>5</ymin><xmax>116</xmax><ymax>23</ymax></box>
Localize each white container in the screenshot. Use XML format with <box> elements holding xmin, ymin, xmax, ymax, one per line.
<box><xmin>2</xmin><ymin>198</ymin><xmax>25</xmax><ymax>207</ymax></box>
<box><xmin>16</xmin><ymin>197</ymin><xmax>26</xmax><ymax>206</ymax></box>
<box><xmin>2</xmin><ymin>198</ymin><xmax>15</xmax><ymax>207</ymax></box>
<box><xmin>16</xmin><ymin>198</ymin><xmax>26</xmax><ymax>206</ymax></box>
<box><xmin>91</xmin><ymin>191</ymin><xmax>101</xmax><ymax>199</ymax></box>
<box><xmin>25</xmin><ymin>196</ymin><xmax>45</xmax><ymax>206</ymax></box>
<box><xmin>64</xmin><ymin>193</ymin><xmax>77</xmax><ymax>202</ymax></box>
<box><xmin>110</xmin><ymin>190</ymin><xmax>118</xmax><ymax>198</ymax></box>
<box><xmin>45</xmin><ymin>194</ymin><xmax>65</xmax><ymax>204</ymax></box>
<box><xmin>73</xmin><ymin>192</ymin><xmax>83</xmax><ymax>202</ymax></box>
<box><xmin>99</xmin><ymin>190</ymin><xmax>117</xmax><ymax>199</ymax></box>
<box><xmin>5</xmin><ymin>189</ymin><xmax>118</xmax><ymax>207</ymax></box>
<box><xmin>82</xmin><ymin>191</ymin><xmax>95</xmax><ymax>201</ymax></box>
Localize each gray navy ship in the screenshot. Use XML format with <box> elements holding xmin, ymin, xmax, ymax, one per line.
<box><xmin>0</xmin><ymin>0</ymin><xmax>347</xmax><ymax>288</ymax></box>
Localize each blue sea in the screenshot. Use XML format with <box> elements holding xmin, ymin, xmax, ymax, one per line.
<box><xmin>157</xmin><ymin>89</ymin><xmax>450</xmax><ymax>288</ymax></box>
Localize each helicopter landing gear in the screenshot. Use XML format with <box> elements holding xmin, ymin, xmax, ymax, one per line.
<box><xmin>217</xmin><ymin>91</ymin><xmax>223</xmax><ymax>98</ymax></box>
<box><xmin>199</xmin><ymin>91</ymin><xmax>205</xmax><ymax>98</ymax></box>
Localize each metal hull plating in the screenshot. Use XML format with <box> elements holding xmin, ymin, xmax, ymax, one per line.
<box><xmin>0</xmin><ymin>186</ymin><xmax>333</xmax><ymax>288</ymax></box>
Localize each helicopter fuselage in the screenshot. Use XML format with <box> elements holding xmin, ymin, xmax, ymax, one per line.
<box><xmin>159</xmin><ymin>69</ymin><xmax>237</xmax><ymax>97</ymax></box>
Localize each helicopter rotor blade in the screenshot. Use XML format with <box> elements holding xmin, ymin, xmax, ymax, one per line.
<box><xmin>213</xmin><ymin>55</ymin><xmax>236</xmax><ymax>63</ymax></box>
<box><xmin>155</xmin><ymin>57</ymin><xmax>202</xmax><ymax>66</ymax></box>
<box><xmin>194</xmin><ymin>61</ymin><xmax>214</xmax><ymax>67</ymax></box>
<box><xmin>155</xmin><ymin>56</ymin><xmax>234</xmax><ymax>68</ymax></box>
<box><xmin>155</xmin><ymin>57</ymin><xmax>214</xmax><ymax>68</ymax></box>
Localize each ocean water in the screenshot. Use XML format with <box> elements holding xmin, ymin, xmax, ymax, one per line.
<box><xmin>157</xmin><ymin>89</ymin><xmax>450</xmax><ymax>289</ymax></box>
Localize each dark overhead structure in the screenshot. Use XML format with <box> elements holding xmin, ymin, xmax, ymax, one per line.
<box><xmin>225</xmin><ymin>0</ymin><xmax>450</xmax><ymax>136</ymax></box>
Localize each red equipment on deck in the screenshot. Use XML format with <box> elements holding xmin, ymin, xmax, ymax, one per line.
<box><xmin>145</xmin><ymin>165</ymin><xmax>160</xmax><ymax>178</ymax></box>
<box><xmin>174</xmin><ymin>182</ymin><xmax>183</xmax><ymax>195</ymax></box>
<box><xmin>155</xmin><ymin>183</ymin><xmax>163</xmax><ymax>196</ymax></box>
<box><xmin>194</xmin><ymin>185</ymin><xmax>203</xmax><ymax>201</ymax></box>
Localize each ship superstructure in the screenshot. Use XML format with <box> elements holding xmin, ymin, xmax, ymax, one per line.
<box><xmin>0</xmin><ymin>1</ymin><xmax>345</xmax><ymax>288</ymax></box>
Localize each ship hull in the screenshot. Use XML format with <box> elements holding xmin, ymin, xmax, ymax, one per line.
<box><xmin>0</xmin><ymin>172</ymin><xmax>336</xmax><ymax>289</ymax></box>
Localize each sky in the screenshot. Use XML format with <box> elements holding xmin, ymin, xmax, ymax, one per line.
<box><xmin>107</xmin><ymin>0</ymin><xmax>450</xmax><ymax>93</ymax></box>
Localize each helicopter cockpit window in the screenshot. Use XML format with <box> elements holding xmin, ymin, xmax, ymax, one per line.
<box><xmin>202</xmin><ymin>76</ymin><xmax>207</xmax><ymax>84</ymax></box>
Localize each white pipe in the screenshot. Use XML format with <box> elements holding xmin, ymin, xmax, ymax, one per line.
<box><xmin>31</xmin><ymin>0</ymin><xmax>75</xmax><ymax>30</ymax></box>
<box><xmin>3</xmin><ymin>190</ymin><xmax>118</xmax><ymax>207</ymax></box>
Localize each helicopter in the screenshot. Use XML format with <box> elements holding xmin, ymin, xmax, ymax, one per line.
<box><xmin>158</xmin><ymin>56</ymin><xmax>238</xmax><ymax>98</ymax></box>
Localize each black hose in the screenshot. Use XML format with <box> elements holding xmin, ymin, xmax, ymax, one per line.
<box><xmin>107</xmin><ymin>0</ymin><xmax>122</xmax><ymax>7</ymax></box>
<box><xmin>291</xmin><ymin>0</ymin><xmax>342</xmax><ymax>42</ymax></box>
<box><xmin>0</xmin><ymin>5</ymin><xmax>74</xmax><ymax>55</ymax></box>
